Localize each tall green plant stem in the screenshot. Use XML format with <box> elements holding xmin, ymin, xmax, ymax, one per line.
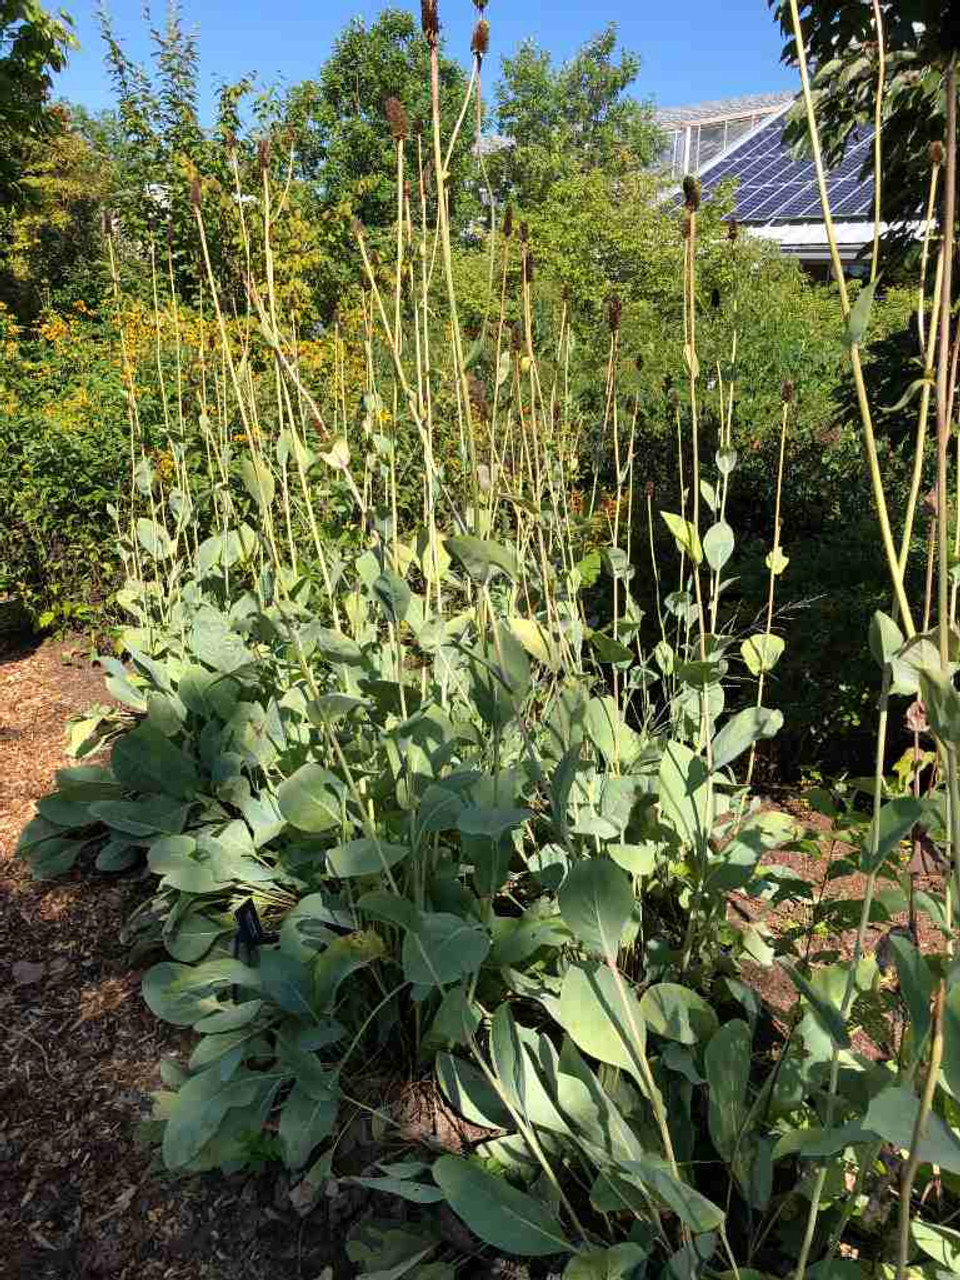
<box><xmin>786</xmin><ymin>0</ymin><xmax>914</xmax><ymax>636</ymax></box>
<box><xmin>935</xmin><ymin>60</ymin><xmax>960</xmax><ymax>936</ymax></box>
<box><xmin>390</xmin><ymin>132</ymin><xmax>405</xmax><ymax>573</ymax></box>
<box><xmin>792</xmin><ymin>678</ymin><xmax>890</xmax><ymax>1280</ymax></box>
<box><xmin>684</xmin><ymin>211</ymin><xmax>701</xmax><ymax>539</ymax></box>
<box><xmin>897</xmin><ymin>982</ymin><xmax>946</xmax><ymax>1280</ymax></box>
<box><xmin>746</xmin><ymin>402</ymin><xmax>788</xmax><ymax>789</ymax></box>
<box><xmin>936</xmin><ymin>59</ymin><xmax>957</xmax><ymax>670</ymax></box>
<box><xmin>918</xmin><ymin>164</ymin><xmax>941</xmax><ymax>354</ymax></box>
<box><xmin>899</xmin><ymin>221</ymin><xmax>944</xmax><ymax>577</ymax></box>
<box><xmin>427</xmin><ymin>32</ymin><xmax>479</xmax><ymax>530</ymax></box>
<box><xmin>869</xmin><ymin>0</ymin><xmax>884</xmax><ymax>282</ymax></box>
<box><xmin>785</xmin><ymin>10</ymin><xmax>907</xmax><ymax>1271</ymax></box>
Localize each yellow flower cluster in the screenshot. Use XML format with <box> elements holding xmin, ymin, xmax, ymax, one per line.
<box><xmin>38</xmin><ymin>313</ymin><xmax>70</xmax><ymax>344</ymax></box>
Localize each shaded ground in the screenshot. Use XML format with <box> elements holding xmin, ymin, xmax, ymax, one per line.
<box><xmin>731</xmin><ymin>796</ymin><xmax>945</xmax><ymax>1057</ymax></box>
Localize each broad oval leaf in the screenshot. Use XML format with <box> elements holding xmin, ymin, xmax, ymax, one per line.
<box><xmin>741</xmin><ymin>633</ymin><xmax>785</xmax><ymax>676</ymax></box>
<box><xmin>620</xmin><ymin>1157</ymin><xmax>725</xmax><ymax>1234</ymax></box>
<box><xmin>868</xmin><ymin>610</ymin><xmax>904</xmax><ymax>671</ymax></box>
<box><xmin>640</xmin><ymin>983</ymin><xmax>718</xmax><ymax>1044</ymax></box>
<box><xmin>559</xmin><ymin>859</ymin><xmax>633</xmax><ymax>960</ymax></box>
<box><xmin>432</xmin><ymin>1155</ymin><xmax>573</xmax><ymax>1256</ymax></box>
<box><xmin>703</xmin><ymin>521</ymin><xmax>734</xmax><ymax>573</ymax></box>
<box><xmin>280</xmin><ymin>1081</ymin><xmax>338</xmax><ymax>1170</ymax></box>
<box><xmin>402</xmin><ymin>913</ymin><xmax>490</xmax><ymax>986</ymax></box>
<box><xmin>912</xmin><ymin>1221</ymin><xmax>960</xmax><ymax>1271</ymax></box>
<box><xmin>112</xmin><ymin>724</ymin><xmax>199</xmax><ymax>799</ymax></box>
<box><xmin>782</xmin><ymin>963</ymin><xmax>850</xmax><ymax>1049</ymax></box>
<box><xmin>716</xmin><ymin>447</ymin><xmax>737</xmax><ymax>477</ymax></box>
<box><xmin>163</xmin><ymin>1067</ymin><xmax>265</xmax><ymax>1169</ymax></box>
<box><xmin>556</xmin><ymin>961</ymin><xmax>646</xmax><ymax>1081</ymax></box>
<box><xmin>436</xmin><ymin>1052</ymin><xmax>513</xmax><ymax>1129</ymax></box>
<box><xmin>711</xmin><ymin>707</ymin><xmax>783</xmax><ymax>773</ymax></box>
<box><xmin>705</xmin><ymin>1019</ymin><xmax>751</xmax><ymax>1158</ymax></box>
<box><xmin>327</xmin><ymin>837</ymin><xmax>410</xmax><ymax>878</ymax></box>
<box><xmin>658</xmin><ymin>740</ymin><xmax>710</xmax><ymax>856</ymax></box>
<box><xmin>277</xmin><ymin>764</ymin><xmax>344</xmax><ymax>833</ymax></box>
<box><xmin>563</xmin><ymin>1244</ymin><xmax>649</xmax><ymax>1279</ymax></box>
<box><xmin>865</xmin><ymin>1084</ymin><xmax>960</xmax><ymax>1173</ymax></box>
<box><xmin>445</xmin><ymin>535</ymin><xmax>519</xmax><ymax>583</ymax></box>
<box><xmin>509</xmin><ymin>617</ymin><xmax>556</xmax><ymax>668</ymax></box>
<box><xmin>661</xmin><ymin>511</ymin><xmax>703</xmax><ymax>565</ymax></box>
<box><xmin>136</xmin><ymin>517</ymin><xmax>172</xmax><ymax>560</ymax></box>
<box><xmin>844</xmin><ymin>278</ymin><xmax>876</xmax><ymax>348</ymax></box>
<box><xmin>862</xmin><ymin>796</ymin><xmax>928</xmax><ymax>873</ymax></box>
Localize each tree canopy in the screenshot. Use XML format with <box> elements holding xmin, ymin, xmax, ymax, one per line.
<box><xmin>491</xmin><ymin>25</ymin><xmax>660</xmax><ymax>209</ymax></box>
<box><xmin>768</xmin><ymin>0</ymin><xmax>960</xmax><ymax>227</ymax></box>
<box><xmin>0</xmin><ymin>0</ymin><xmax>76</xmax><ymax>202</ymax></box>
<box><xmin>280</xmin><ymin>8</ymin><xmax>474</xmax><ymax>230</ymax></box>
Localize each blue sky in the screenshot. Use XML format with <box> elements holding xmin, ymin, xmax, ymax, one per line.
<box><xmin>55</xmin><ymin>0</ymin><xmax>797</xmax><ymax>119</ymax></box>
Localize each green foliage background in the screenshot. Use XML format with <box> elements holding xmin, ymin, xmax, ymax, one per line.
<box><xmin>0</xmin><ymin>0</ymin><xmax>936</xmax><ymax>780</ymax></box>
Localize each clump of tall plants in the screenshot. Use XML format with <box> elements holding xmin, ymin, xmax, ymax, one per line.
<box><xmin>17</xmin><ymin>1</ymin><xmax>960</xmax><ymax>1277</ymax></box>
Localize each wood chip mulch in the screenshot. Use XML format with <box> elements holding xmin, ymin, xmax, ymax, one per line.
<box><xmin>0</xmin><ymin>634</ymin><xmax>358</xmax><ymax>1280</ymax></box>
<box><xmin>731</xmin><ymin>796</ymin><xmax>945</xmax><ymax>1058</ymax></box>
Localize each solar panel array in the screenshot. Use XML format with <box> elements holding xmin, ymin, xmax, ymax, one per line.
<box><xmin>697</xmin><ymin>114</ymin><xmax>874</xmax><ymax>223</ymax></box>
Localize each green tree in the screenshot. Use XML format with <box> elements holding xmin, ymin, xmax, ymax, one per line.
<box><xmin>0</xmin><ymin>108</ymin><xmax>113</xmax><ymax>321</ymax></box>
<box><xmin>0</xmin><ymin>0</ymin><xmax>76</xmax><ymax>202</ymax></box>
<box><xmin>491</xmin><ymin>25</ymin><xmax>660</xmax><ymax>209</ymax></box>
<box><xmin>98</xmin><ymin>0</ymin><xmax>258</xmax><ymax>299</ymax></box>
<box><xmin>280</xmin><ymin>8</ymin><xmax>474</xmax><ymax>231</ymax></box>
<box><xmin>768</xmin><ymin>1</ymin><xmax>960</xmax><ymax>229</ymax></box>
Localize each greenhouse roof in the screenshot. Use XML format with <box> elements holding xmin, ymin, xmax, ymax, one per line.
<box><xmin>697</xmin><ymin>108</ymin><xmax>875</xmax><ymax>223</ymax></box>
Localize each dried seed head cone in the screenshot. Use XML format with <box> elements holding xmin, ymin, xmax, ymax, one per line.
<box><xmin>421</xmin><ymin>0</ymin><xmax>439</xmax><ymax>44</ymax></box>
<box><xmin>385</xmin><ymin>97</ymin><xmax>409</xmax><ymax>142</ymax></box>
<box><xmin>607</xmin><ymin>294</ymin><xmax>622</xmax><ymax>333</ymax></box>
<box><xmin>471</xmin><ymin>19</ymin><xmax>489</xmax><ymax>59</ymax></box>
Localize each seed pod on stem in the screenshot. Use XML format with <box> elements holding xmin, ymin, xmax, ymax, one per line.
<box><xmin>385</xmin><ymin>97</ymin><xmax>409</xmax><ymax>142</ymax></box>
<box><xmin>421</xmin><ymin>0</ymin><xmax>439</xmax><ymax>46</ymax></box>
<box><xmin>502</xmin><ymin>203</ymin><xmax>513</xmax><ymax>238</ymax></box>
<box><xmin>471</xmin><ymin>19</ymin><xmax>489</xmax><ymax>60</ymax></box>
<box><xmin>781</xmin><ymin>378</ymin><xmax>795</xmax><ymax>404</ymax></box>
<box><xmin>682</xmin><ymin>174</ymin><xmax>701</xmax><ymax>211</ymax></box>
<box><xmin>607</xmin><ymin>294</ymin><xmax>622</xmax><ymax>333</ymax></box>
<box><xmin>189</xmin><ymin>175</ymin><xmax>202</xmax><ymax>209</ymax></box>
<box><xmin>258</xmin><ymin>137</ymin><xmax>271</xmax><ymax>173</ymax></box>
